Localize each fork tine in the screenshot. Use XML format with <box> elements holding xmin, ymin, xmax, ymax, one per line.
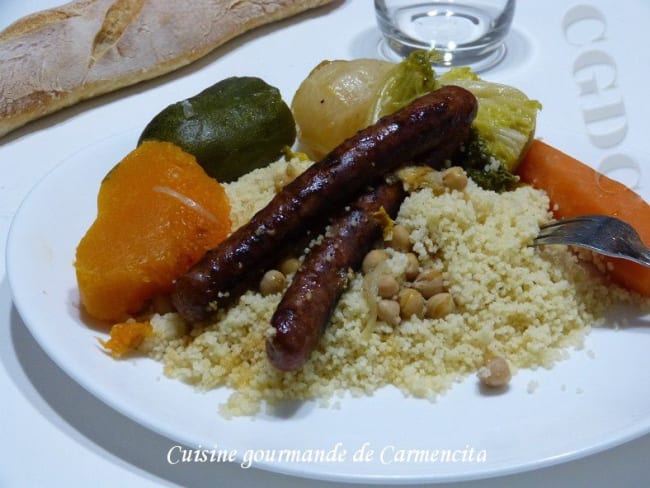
<box><xmin>536</xmin><ymin>222</ymin><xmax>583</xmax><ymax>238</ymax></box>
<box><xmin>539</xmin><ymin>216</ymin><xmax>596</xmax><ymax>230</ymax></box>
<box><xmin>533</xmin><ymin>234</ymin><xmax>582</xmax><ymax>246</ymax></box>
<box><xmin>536</xmin><ymin>215</ymin><xmax>605</xmax><ymax>239</ymax></box>
<box><xmin>533</xmin><ymin>215</ymin><xmax>650</xmax><ymax>267</ymax></box>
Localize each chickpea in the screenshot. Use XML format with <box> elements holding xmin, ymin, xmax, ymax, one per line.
<box><xmin>362</xmin><ymin>249</ymin><xmax>389</xmax><ymax>274</ymax></box>
<box><xmin>442</xmin><ymin>166</ymin><xmax>468</xmax><ymax>191</ymax></box>
<box><xmin>279</xmin><ymin>257</ymin><xmax>300</xmax><ymax>276</ymax></box>
<box><xmin>478</xmin><ymin>357</ymin><xmax>511</xmax><ymax>387</ymax></box>
<box><xmin>425</xmin><ymin>292</ymin><xmax>455</xmax><ymax>318</ymax></box>
<box><xmin>389</xmin><ymin>224</ymin><xmax>412</xmax><ymax>252</ymax></box>
<box><xmin>404</xmin><ymin>253</ymin><xmax>420</xmax><ymax>281</ymax></box>
<box><xmin>377</xmin><ymin>275</ymin><xmax>400</xmax><ymax>299</ymax></box>
<box><xmin>399</xmin><ymin>288</ymin><xmax>425</xmax><ymax>319</ymax></box>
<box><xmin>377</xmin><ymin>299</ymin><xmax>401</xmax><ymax>326</ymax></box>
<box><xmin>413</xmin><ymin>269</ymin><xmax>444</xmax><ymax>298</ymax></box>
<box><xmin>259</xmin><ymin>270</ymin><xmax>286</xmax><ymax>296</ymax></box>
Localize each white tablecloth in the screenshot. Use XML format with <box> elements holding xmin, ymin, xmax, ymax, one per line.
<box><xmin>2</xmin><ymin>1</ymin><xmax>649</xmax><ymax>486</ymax></box>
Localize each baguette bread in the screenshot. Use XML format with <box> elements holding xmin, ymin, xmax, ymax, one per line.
<box><xmin>0</xmin><ymin>0</ymin><xmax>335</xmax><ymax>138</ymax></box>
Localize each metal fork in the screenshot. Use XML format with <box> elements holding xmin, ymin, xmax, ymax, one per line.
<box><xmin>533</xmin><ymin>215</ymin><xmax>650</xmax><ymax>267</ymax></box>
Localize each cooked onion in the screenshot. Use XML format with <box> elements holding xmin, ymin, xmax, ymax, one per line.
<box><xmin>291</xmin><ymin>59</ymin><xmax>393</xmax><ymax>160</ymax></box>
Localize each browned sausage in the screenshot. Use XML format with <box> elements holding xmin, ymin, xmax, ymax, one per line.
<box><xmin>171</xmin><ymin>85</ymin><xmax>477</xmax><ymax>322</ymax></box>
<box><xmin>267</xmin><ymin>181</ymin><xmax>406</xmax><ymax>371</ymax></box>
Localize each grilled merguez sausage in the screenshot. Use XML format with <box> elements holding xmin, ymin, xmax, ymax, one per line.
<box><xmin>267</xmin><ymin>181</ymin><xmax>406</xmax><ymax>371</ymax></box>
<box><xmin>171</xmin><ymin>85</ymin><xmax>477</xmax><ymax>322</ymax></box>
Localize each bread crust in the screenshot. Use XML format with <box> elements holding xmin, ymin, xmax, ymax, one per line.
<box><xmin>0</xmin><ymin>0</ymin><xmax>334</xmax><ymax>137</ymax></box>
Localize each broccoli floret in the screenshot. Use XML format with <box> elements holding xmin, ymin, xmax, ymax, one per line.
<box><xmin>453</xmin><ymin>129</ymin><xmax>520</xmax><ymax>192</ymax></box>
<box><xmin>437</xmin><ymin>68</ymin><xmax>540</xmax><ymax>192</ymax></box>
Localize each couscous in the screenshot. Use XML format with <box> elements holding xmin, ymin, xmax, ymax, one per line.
<box><xmin>137</xmin><ymin>155</ymin><xmax>646</xmax><ymax>417</ymax></box>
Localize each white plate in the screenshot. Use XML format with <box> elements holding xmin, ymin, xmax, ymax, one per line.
<box><xmin>7</xmin><ymin>130</ymin><xmax>650</xmax><ymax>484</ymax></box>
<box><xmin>6</xmin><ymin>0</ymin><xmax>650</xmax><ymax>484</ymax></box>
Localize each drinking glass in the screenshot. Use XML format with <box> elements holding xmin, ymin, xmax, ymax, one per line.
<box><xmin>374</xmin><ymin>0</ymin><xmax>515</xmax><ymax>71</ymax></box>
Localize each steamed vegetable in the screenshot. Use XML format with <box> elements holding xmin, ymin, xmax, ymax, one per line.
<box><xmin>101</xmin><ymin>321</ymin><xmax>153</xmax><ymax>357</ymax></box>
<box><xmin>439</xmin><ymin>68</ymin><xmax>541</xmax><ymax>191</ymax></box>
<box><xmin>140</xmin><ymin>77</ymin><xmax>296</xmax><ymax>182</ymax></box>
<box><xmin>373</xmin><ymin>59</ymin><xmax>541</xmax><ymax>182</ymax></box>
<box><xmin>517</xmin><ymin>139</ymin><xmax>650</xmax><ymax>297</ymax></box>
<box><xmin>292</xmin><ymin>50</ymin><xmax>541</xmax><ymax>192</ymax></box>
<box><xmin>450</xmin><ymin>129</ymin><xmax>520</xmax><ymax>192</ymax></box>
<box><xmin>75</xmin><ymin>141</ymin><xmax>231</xmax><ymax>322</ymax></box>
<box><xmin>367</xmin><ymin>50</ymin><xmax>441</xmax><ymax>123</ymax></box>
<box><xmin>291</xmin><ymin>52</ymin><xmax>440</xmax><ymax>160</ymax></box>
<box><xmin>291</xmin><ymin>59</ymin><xmax>393</xmax><ymax>159</ymax></box>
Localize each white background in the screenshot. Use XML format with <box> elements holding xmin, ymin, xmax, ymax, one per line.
<box><xmin>2</xmin><ymin>1</ymin><xmax>650</xmax><ymax>486</ymax></box>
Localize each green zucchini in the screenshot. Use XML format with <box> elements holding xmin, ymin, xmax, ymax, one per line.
<box><xmin>139</xmin><ymin>77</ymin><xmax>296</xmax><ymax>182</ymax></box>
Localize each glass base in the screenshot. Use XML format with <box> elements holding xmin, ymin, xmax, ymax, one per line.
<box><xmin>377</xmin><ymin>38</ymin><xmax>507</xmax><ymax>73</ymax></box>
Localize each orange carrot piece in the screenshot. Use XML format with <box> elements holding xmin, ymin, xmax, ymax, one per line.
<box><xmin>517</xmin><ymin>139</ymin><xmax>650</xmax><ymax>296</ymax></box>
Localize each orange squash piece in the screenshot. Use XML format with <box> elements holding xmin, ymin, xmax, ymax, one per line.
<box><xmin>517</xmin><ymin>139</ymin><xmax>650</xmax><ymax>296</ymax></box>
<box><xmin>100</xmin><ymin>321</ymin><xmax>153</xmax><ymax>357</ymax></box>
<box><xmin>75</xmin><ymin>141</ymin><xmax>231</xmax><ymax>322</ymax></box>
